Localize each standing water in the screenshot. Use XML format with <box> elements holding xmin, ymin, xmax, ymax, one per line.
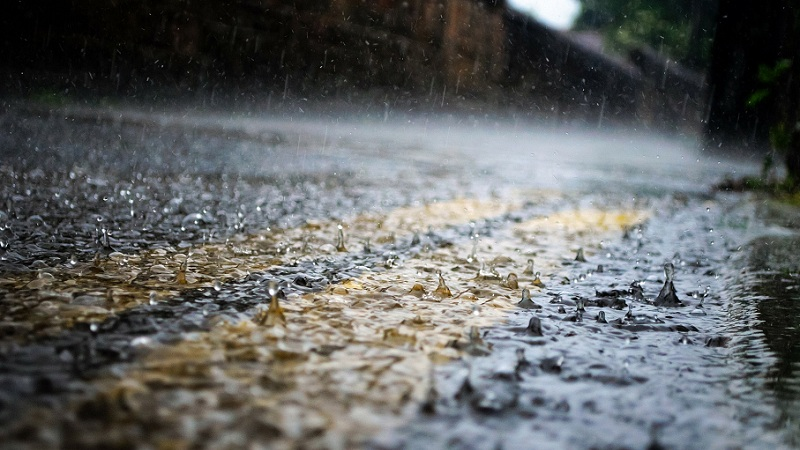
<box><xmin>0</xmin><ymin>103</ymin><xmax>797</xmax><ymax>448</ymax></box>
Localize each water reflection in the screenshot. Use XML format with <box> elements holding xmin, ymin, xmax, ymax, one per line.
<box><xmin>742</xmin><ymin>235</ymin><xmax>800</xmax><ymax>445</ymax></box>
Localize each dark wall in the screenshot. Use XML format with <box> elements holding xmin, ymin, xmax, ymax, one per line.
<box><xmin>2</xmin><ymin>1</ymin><xmax>703</xmax><ymax>132</ymax></box>
<box><xmin>1</xmin><ymin>0</ymin><xmax>507</xmax><ymax>99</ymax></box>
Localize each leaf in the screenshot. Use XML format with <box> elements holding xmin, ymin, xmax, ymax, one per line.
<box><xmin>757</xmin><ymin>59</ymin><xmax>793</xmax><ymax>84</ymax></box>
<box><xmin>747</xmin><ymin>88</ymin><xmax>771</xmax><ymax>107</ymax></box>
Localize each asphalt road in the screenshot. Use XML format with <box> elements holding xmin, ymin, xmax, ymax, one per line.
<box><xmin>1</xmin><ymin>101</ymin><xmax>797</xmax><ymax>449</ymax></box>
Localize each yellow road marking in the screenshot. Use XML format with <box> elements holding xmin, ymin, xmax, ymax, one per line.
<box><xmin>0</xmin><ymin>198</ymin><xmax>522</xmax><ymax>340</ymax></box>
<box><xmin>40</xmin><ymin>200</ymin><xmax>650</xmax><ymax>448</ymax></box>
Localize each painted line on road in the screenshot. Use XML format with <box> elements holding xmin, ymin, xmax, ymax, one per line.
<box><xmin>34</xmin><ymin>201</ymin><xmax>649</xmax><ymax>448</ymax></box>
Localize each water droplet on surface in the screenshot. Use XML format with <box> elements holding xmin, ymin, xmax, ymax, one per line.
<box><xmin>336</xmin><ymin>224</ymin><xmax>347</xmax><ymax>252</ymax></box>
<box><xmin>149</xmin><ymin>292</ymin><xmax>158</xmax><ymax>305</ymax></box>
<box><xmin>181</xmin><ymin>212</ymin><xmax>212</xmax><ymax>229</ymax></box>
<box><xmin>596</xmin><ymin>311</ymin><xmax>607</xmax><ymax>323</ymax></box>
<box><xmin>409</xmin><ymin>283</ymin><xmax>427</xmax><ymax>297</ymax></box>
<box><xmin>654</xmin><ymin>262</ymin><xmax>682</xmax><ymax>307</ymax></box>
<box><xmin>433</xmin><ymin>272</ymin><xmax>452</xmax><ymax>298</ymax></box>
<box><xmin>175</xmin><ymin>258</ymin><xmax>188</xmax><ymax>285</ymax></box>
<box><xmin>505</xmin><ymin>272</ymin><xmax>519</xmax><ymax>289</ymax></box>
<box><xmin>690</xmin><ymin>306</ymin><xmax>706</xmax><ymax>316</ymax></box>
<box><xmin>478</xmin><ymin>262</ymin><xmax>501</xmax><ymax>280</ymax></box>
<box><xmin>523</xmin><ymin>259</ymin><xmax>535</xmax><ymax>276</ymax></box>
<box><xmin>574</xmin><ymin>247</ymin><xmax>587</xmax><ymax>262</ymax></box>
<box><xmin>213</xmin><ymin>280</ymin><xmax>222</xmax><ymax>291</ymax></box>
<box><xmin>526</xmin><ymin>316</ymin><xmax>543</xmax><ymax>336</ymax></box>
<box><xmin>256</xmin><ymin>281</ymin><xmax>286</xmax><ymax>326</ymax></box>
<box><xmin>467</xmin><ymin>239</ymin><xmax>479</xmax><ymax>263</ymax></box>
<box><xmin>517</xmin><ymin>288</ymin><xmax>541</xmax><ymax>309</ymax></box>
<box><xmin>531</xmin><ymin>271</ymin><xmax>545</xmax><ymax>288</ymax></box>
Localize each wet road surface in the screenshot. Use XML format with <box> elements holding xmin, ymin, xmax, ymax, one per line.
<box><xmin>0</xmin><ymin>101</ymin><xmax>798</xmax><ymax>449</ymax></box>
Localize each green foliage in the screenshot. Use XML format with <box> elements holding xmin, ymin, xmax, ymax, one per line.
<box><xmin>770</xmin><ymin>121</ymin><xmax>793</xmax><ymax>151</ymax></box>
<box><xmin>758</xmin><ymin>58</ymin><xmax>793</xmax><ymax>84</ymax></box>
<box><xmin>746</xmin><ymin>88</ymin><xmax>771</xmax><ymax>108</ymax></box>
<box><xmin>748</xmin><ymin>59</ymin><xmax>793</xmax><ymax>107</ymax></box>
<box><xmin>575</xmin><ymin>0</ymin><xmax>711</xmax><ymax>67</ymax></box>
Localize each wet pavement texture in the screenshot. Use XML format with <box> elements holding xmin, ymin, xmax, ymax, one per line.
<box><xmin>0</xmin><ymin>102</ymin><xmax>798</xmax><ymax>449</ymax></box>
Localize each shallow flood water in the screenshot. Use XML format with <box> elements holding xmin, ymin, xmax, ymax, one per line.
<box><xmin>0</xmin><ymin>103</ymin><xmax>797</xmax><ymax>448</ymax></box>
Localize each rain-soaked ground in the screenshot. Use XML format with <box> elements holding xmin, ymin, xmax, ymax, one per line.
<box><xmin>0</xmin><ymin>100</ymin><xmax>799</xmax><ymax>449</ymax></box>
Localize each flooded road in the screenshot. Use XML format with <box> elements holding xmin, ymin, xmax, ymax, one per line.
<box><xmin>0</xmin><ymin>102</ymin><xmax>797</xmax><ymax>449</ymax></box>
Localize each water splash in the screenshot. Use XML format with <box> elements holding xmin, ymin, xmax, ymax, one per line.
<box><xmin>517</xmin><ymin>288</ymin><xmax>541</xmax><ymax>309</ymax></box>
<box><xmin>531</xmin><ymin>271</ymin><xmax>545</xmax><ymax>288</ymax></box>
<box><xmin>505</xmin><ymin>273</ymin><xmax>519</xmax><ymax>289</ymax></box>
<box><xmin>336</xmin><ymin>224</ymin><xmax>347</xmax><ymax>252</ymax></box>
<box><xmin>523</xmin><ymin>258</ymin><xmax>535</xmax><ymax>276</ymax></box>
<box><xmin>175</xmin><ymin>258</ymin><xmax>188</xmax><ymax>285</ymax></box>
<box><xmin>255</xmin><ymin>281</ymin><xmax>286</xmax><ymax>326</ymax></box>
<box><xmin>433</xmin><ymin>272</ymin><xmax>452</xmax><ymax>298</ymax></box>
<box><xmin>408</xmin><ymin>283</ymin><xmax>427</xmax><ymax>297</ymax></box>
<box><xmin>525</xmin><ymin>316</ymin><xmax>543</xmax><ymax>336</ymax></box>
<box><xmin>654</xmin><ymin>262</ymin><xmax>682</xmax><ymax>307</ymax></box>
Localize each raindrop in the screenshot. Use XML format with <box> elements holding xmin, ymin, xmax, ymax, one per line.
<box><xmin>149</xmin><ymin>291</ymin><xmax>158</xmax><ymax>305</ymax></box>
<box><xmin>576</xmin><ymin>298</ymin><xmax>586</xmax><ymax>312</ymax></box>
<box><xmin>654</xmin><ymin>262</ymin><xmax>682</xmax><ymax>307</ymax></box>
<box><xmin>409</xmin><ymin>283</ymin><xmax>427</xmax><ymax>297</ymax></box>
<box><xmin>690</xmin><ymin>305</ymin><xmax>706</xmax><ymax>316</ymax></box>
<box><xmin>478</xmin><ymin>262</ymin><xmax>500</xmax><ymax>280</ymax></box>
<box><xmin>467</xmin><ymin>238</ymin><xmax>478</xmax><ymax>263</ymax></box>
<box><xmin>574</xmin><ymin>247</ymin><xmax>587</xmax><ymax>262</ymax></box>
<box><xmin>506</xmin><ymin>272</ymin><xmax>519</xmax><ymax>289</ymax></box>
<box><xmin>517</xmin><ymin>288</ymin><xmax>541</xmax><ymax>309</ymax></box>
<box><xmin>433</xmin><ymin>272</ymin><xmax>452</xmax><ymax>298</ymax></box>
<box><xmin>175</xmin><ymin>258</ymin><xmax>188</xmax><ymax>285</ymax></box>
<box><xmin>181</xmin><ymin>212</ymin><xmax>213</xmax><ymax>229</ymax></box>
<box><xmin>526</xmin><ymin>316</ymin><xmax>544</xmax><ymax>336</ymax></box>
<box><xmin>411</xmin><ymin>231</ymin><xmax>421</xmax><ymax>246</ymax></box>
<box><xmin>596</xmin><ymin>311</ymin><xmax>607</xmax><ymax>323</ymax></box>
<box><xmin>336</xmin><ymin>224</ymin><xmax>347</xmax><ymax>252</ymax></box>
<box><xmin>531</xmin><ymin>271</ymin><xmax>545</xmax><ymax>288</ymax></box>
<box><xmin>256</xmin><ymin>281</ymin><xmax>286</xmax><ymax>326</ymax></box>
<box><xmin>213</xmin><ymin>280</ymin><xmax>222</xmax><ymax>291</ymax></box>
<box><xmin>523</xmin><ymin>258</ymin><xmax>535</xmax><ymax>276</ymax></box>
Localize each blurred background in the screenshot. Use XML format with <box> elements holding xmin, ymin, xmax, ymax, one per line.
<box><xmin>1</xmin><ymin>1</ymin><xmax>798</xmax><ymax>158</ymax></box>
